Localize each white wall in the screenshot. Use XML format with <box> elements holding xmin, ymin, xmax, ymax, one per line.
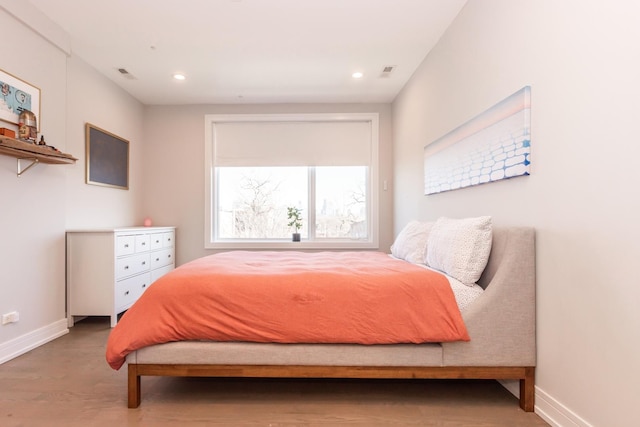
<box><xmin>0</xmin><ymin>7</ymin><xmax>69</xmax><ymax>360</ymax></box>
<box><xmin>0</xmin><ymin>5</ymin><xmax>143</xmax><ymax>363</ymax></box>
<box><xmin>392</xmin><ymin>1</ymin><xmax>640</xmax><ymax>426</ymax></box>
<box><xmin>142</xmin><ymin>103</ymin><xmax>393</xmax><ymax>265</ymax></box>
<box><xmin>65</xmin><ymin>55</ymin><xmax>145</xmax><ymax>229</ymax></box>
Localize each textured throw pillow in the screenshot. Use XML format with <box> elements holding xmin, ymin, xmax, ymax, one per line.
<box><xmin>390</xmin><ymin>220</ymin><xmax>433</xmax><ymax>264</ymax></box>
<box><xmin>425</xmin><ymin>216</ymin><xmax>493</xmax><ymax>286</ymax></box>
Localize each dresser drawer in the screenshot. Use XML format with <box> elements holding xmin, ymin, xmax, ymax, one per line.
<box><xmin>116</xmin><ymin>235</ymin><xmax>135</xmax><ymax>256</ymax></box>
<box><xmin>115</xmin><ymin>272</ymin><xmax>152</xmax><ymax>311</ymax></box>
<box><xmin>151</xmin><ymin>248</ymin><xmax>174</xmax><ymax>269</ymax></box>
<box><xmin>115</xmin><ymin>253</ymin><xmax>151</xmax><ymax>280</ymax></box>
<box><xmin>149</xmin><ymin>233</ymin><xmax>164</xmax><ymax>250</ymax></box>
<box><xmin>163</xmin><ymin>231</ymin><xmax>174</xmax><ymax>247</ymax></box>
<box><xmin>135</xmin><ymin>234</ymin><xmax>151</xmax><ymax>252</ymax></box>
<box><xmin>151</xmin><ymin>263</ymin><xmax>174</xmax><ymax>283</ymax></box>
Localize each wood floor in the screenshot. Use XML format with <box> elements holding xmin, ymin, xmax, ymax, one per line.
<box><xmin>0</xmin><ymin>317</ymin><xmax>549</xmax><ymax>426</ymax></box>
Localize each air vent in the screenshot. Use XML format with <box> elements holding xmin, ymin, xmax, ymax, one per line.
<box><xmin>379</xmin><ymin>65</ymin><xmax>396</xmax><ymax>78</ymax></box>
<box><xmin>117</xmin><ymin>68</ymin><xmax>137</xmax><ymax>80</ymax></box>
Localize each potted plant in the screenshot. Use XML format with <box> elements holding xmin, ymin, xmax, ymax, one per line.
<box><xmin>287</xmin><ymin>206</ymin><xmax>303</xmax><ymax>242</ymax></box>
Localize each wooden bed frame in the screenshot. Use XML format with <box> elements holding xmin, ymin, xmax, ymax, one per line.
<box><xmin>128</xmin><ymin>364</ymin><xmax>535</xmax><ymax>411</ymax></box>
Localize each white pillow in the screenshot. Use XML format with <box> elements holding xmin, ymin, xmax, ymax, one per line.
<box><xmin>390</xmin><ymin>221</ymin><xmax>433</xmax><ymax>264</ymax></box>
<box><xmin>425</xmin><ymin>216</ymin><xmax>492</xmax><ymax>286</ymax></box>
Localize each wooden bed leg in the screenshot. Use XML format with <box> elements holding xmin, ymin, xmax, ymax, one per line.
<box><xmin>128</xmin><ymin>364</ymin><xmax>141</xmax><ymax>408</ymax></box>
<box><xmin>519</xmin><ymin>367</ymin><xmax>535</xmax><ymax>412</ymax></box>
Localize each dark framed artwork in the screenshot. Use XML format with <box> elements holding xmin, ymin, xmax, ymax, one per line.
<box><xmin>85</xmin><ymin>123</ymin><xmax>129</xmax><ymax>190</ymax></box>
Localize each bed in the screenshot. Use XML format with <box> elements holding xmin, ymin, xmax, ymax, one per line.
<box><xmin>106</xmin><ymin>217</ymin><xmax>536</xmax><ymax>411</ymax></box>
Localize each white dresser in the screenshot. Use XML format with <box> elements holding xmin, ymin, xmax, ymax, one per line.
<box><xmin>66</xmin><ymin>226</ymin><xmax>176</xmax><ymax>327</ymax></box>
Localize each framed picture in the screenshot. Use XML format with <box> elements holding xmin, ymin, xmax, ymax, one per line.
<box><xmin>0</xmin><ymin>68</ymin><xmax>41</xmax><ymax>130</ymax></box>
<box><xmin>424</xmin><ymin>86</ymin><xmax>531</xmax><ymax>195</ymax></box>
<box><xmin>85</xmin><ymin>123</ymin><xmax>129</xmax><ymax>190</ymax></box>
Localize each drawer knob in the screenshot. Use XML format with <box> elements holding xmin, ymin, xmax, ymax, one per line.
<box><xmin>124</xmin><ymin>244</ymin><xmax>129</xmax><ymax>248</ymax></box>
<box><xmin>168</xmin><ymin>254</ymin><xmax>172</xmax><ymax>258</ymax></box>
<box><xmin>142</xmin><ymin>261</ymin><xmax>146</xmax><ymax>265</ymax></box>
<box><xmin>124</xmin><ymin>265</ymin><xmax>129</xmax><ymax>270</ymax></box>
<box><xmin>155</xmin><ymin>257</ymin><xmax>160</xmax><ymax>261</ymax></box>
<box><xmin>142</xmin><ymin>284</ymin><xmax>147</xmax><ymax>288</ymax></box>
<box><xmin>125</xmin><ymin>291</ymin><xmax>129</xmax><ymax>296</ymax></box>
<box><xmin>142</xmin><ymin>242</ymin><xmax>146</xmax><ymax>246</ymax></box>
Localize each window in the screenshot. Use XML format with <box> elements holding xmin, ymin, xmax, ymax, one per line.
<box><xmin>205</xmin><ymin>113</ymin><xmax>379</xmax><ymax>249</ymax></box>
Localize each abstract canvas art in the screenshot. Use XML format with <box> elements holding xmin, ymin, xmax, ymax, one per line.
<box><xmin>424</xmin><ymin>86</ymin><xmax>531</xmax><ymax>195</ymax></box>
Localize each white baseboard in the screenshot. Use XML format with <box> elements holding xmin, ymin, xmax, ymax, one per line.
<box><xmin>499</xmin><ymin>380</ymin><xmax>593</xmax><ymax>427</ymax></box>
<box><xmin>0</xmin><ymin>319</ymin><xmax>69</xmax><ymax>364</ymax></box>
<box><xmin>535</xmin><ymin>387</ymin><xmax>594</xmax><ymax>427</ymax></box>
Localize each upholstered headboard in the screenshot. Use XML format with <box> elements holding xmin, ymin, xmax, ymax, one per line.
<box><xmin>477</xmin><ymin>226</ymin><xmax>535</xmax><ymax>291</ymax></box>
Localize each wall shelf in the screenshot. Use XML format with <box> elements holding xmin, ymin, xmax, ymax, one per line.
<box><xmin>0</xmin><ymin>135</ymin><xmax>77</xmax><ymax>176</ymax></box>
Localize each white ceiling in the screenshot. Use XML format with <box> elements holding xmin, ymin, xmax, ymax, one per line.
<box><xmin>27</xmin><ymin>0</ymin><xmax>466</xmax><ymax>105</ymax></box>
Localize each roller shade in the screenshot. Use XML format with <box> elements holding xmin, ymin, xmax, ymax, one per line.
<box><xmin>213</xmin><ymin>120</ymin><xmax>372</xmax><ymax>167</ymax></box>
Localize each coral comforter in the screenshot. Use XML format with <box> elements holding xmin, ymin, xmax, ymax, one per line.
<box><xmin>106</xmin><ymin>251</ymin><xmax>469</xmax><ymax>370</ymax></box>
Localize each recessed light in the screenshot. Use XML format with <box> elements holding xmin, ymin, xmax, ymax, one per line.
<box><xmin>173</xmin><ymin>74</ymin><xmax>186</xmax><ymax>81</ymax></box>
<box><xmin>352</xmin><ymin>72</ymin><xmax>364</xmax><ymax>79</ymax></box>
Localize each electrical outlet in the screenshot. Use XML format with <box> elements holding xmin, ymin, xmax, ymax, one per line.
<box><xmin>1</xmin><ymin>311</ymin><xmax>19</xmax><ymax>325</ymax></box>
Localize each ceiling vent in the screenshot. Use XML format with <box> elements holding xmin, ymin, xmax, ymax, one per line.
<box><xmin>379</xmin><ymin>65</ymin><xmax>396</xmax><ymax>78</ymax></box>
<box><xmin>117</xmin><ymin>68</ymin><xmax>137</xmax><ymax>80</ymax></box>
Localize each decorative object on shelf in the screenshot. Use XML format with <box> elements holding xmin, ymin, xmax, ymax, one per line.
<box><xmin>18</xmin><ymin>109</ymin><xmax>37</xmax><ymax>142</ymax></box>
<box><xmin>0</xmin><ymin>127</ymin><xmax>15</xmax><ymax>138</ymax></box>
<box><xmin>38</xmin><ymin>135</ymin><xmax>46</xmax><ymax>145</ymax></box>
<box><xmin>287</xmin><ymin>206</ymin><xmax>303</xmax><ymax>242</ymax></box>
<box><xmin>86</xmin><ymin>123</ymin><xmax>129</xmax><ymax>190</ymax></box>
<box><xmin>0</xmin><ymin>68</ymin><xmax>40</xmax><ymax>130</ymax></box>
<box><xmin>143</xmin><ymin>217</ymin><xmax>153</xmax><ymax>227</ymax></box>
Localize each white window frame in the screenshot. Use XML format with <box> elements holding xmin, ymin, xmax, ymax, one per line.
<box><xmin>204</xmin><ymin>113</ymin><xmax>379</xmax><ymax>250</ymax></box>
